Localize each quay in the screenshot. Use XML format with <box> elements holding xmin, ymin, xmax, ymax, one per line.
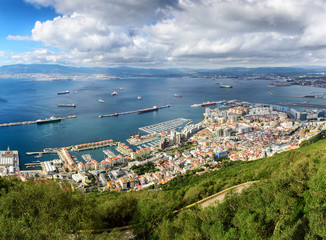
<box><xmin>279</xmin><ymin>102</ymin><xmax>326</xmax><ymax>108</ymax></box>
<box><xmin>0</xmin><ymin>115</ymin><xmax>77</xmax><ymax>127</ymax></box>
<box><xmin>99</xmin><ymin>105</ymin><xmax>172</xmax><ymax>118</ymax></box>
<box><xmin>25</xmin><ymin>163</ymin><xmax>41</xmax><ymax>166</ymax></box>
<box><xmin>26</xmin><ymin>148</ymin><xmax>59</xmax><ymax>156</ymax></box>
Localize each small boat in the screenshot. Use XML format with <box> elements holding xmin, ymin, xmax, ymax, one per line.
<box><xmin>174</xmin><ymin>94</ymin><xmax>182</xmax><ymax>98</ymax></box>
<box><xmin>57</xmin><ymin>103</ymin><xmax>76</xmax><ymax>107</ymax></box>
<box><xmin>220</xmin><ymin>85</ymin><xmax>232</xmax><ymax>88</ymax></box>
<box><xmin>98</xmin><ymin>99</ymin><xmax>104</xmax><ymax>103</ymax></box>
<box><xmin>111</xmin><ymin>91</ymin><xmax>118</xmax><ymax>96</ymax></box>
<box><xmin>57</xmin><ymin>90</ymin><xmax>69</xmax><ymax>95</ymax></box>
<box><xmin>138</xmin><ymin>96</ymin><xmax>142</xmax><ymax>100</ymax></box>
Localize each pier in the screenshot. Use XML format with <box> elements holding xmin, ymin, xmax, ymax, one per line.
<box><xmin>99</xmin><ymin>105</ymin><xmax>172</xmax><ymax>118</ymax></box>
<box><xmin>0</xmin><ymin>115</ymin><xmax>77</xmax><ymax>127</ymax></box>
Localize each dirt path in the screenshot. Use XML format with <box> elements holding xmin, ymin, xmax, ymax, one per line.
<box><xmin>179</xmin><ymin>180</ymin><xmax>259</xmax><ymax>211</ymax></box>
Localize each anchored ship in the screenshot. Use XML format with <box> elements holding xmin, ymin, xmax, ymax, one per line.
<box><xmin>57</xmin><ymin>103</ymin><xmax>76</xmax><ymax>107</ymax></box>
<box><xmin>137</xmin><ymin>106</ymin><xmax>158</xmax><ymax>114</ymax></box>
<box><xmin>36</xmin><ymin>116</ymin><xmax>61</xmax><ymax>124</ymax></box>
<box><xmin>57</xmin><ymin>90</ymin><xmax>69</xmax><ymax>95</ymax></box>
<box><xmin>201</xmin><ymin>101</ymin><xmax>217</xmax><ymax>107</ymax></box>
<box><xmin>220</xmin><ymin>85</ymin><xmax>232</xmax><ymax>88</ymax></box>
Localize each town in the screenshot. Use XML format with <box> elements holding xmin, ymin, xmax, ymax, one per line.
<box><xmin>1</xmin><ymin>99</ymin><xmax>325</xmax><ymax>193</ymax></box>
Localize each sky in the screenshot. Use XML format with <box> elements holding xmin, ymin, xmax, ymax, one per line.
<box><xmin>1</xmin><ymin>0</ymin><xmax>326</xmax><ymax>68</ymax></box>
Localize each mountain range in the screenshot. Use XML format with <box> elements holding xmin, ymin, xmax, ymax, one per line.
<box><xmin>0</xmin><ymin>64</ymin><xmax>325</xmax><ymax>76</ymax></box>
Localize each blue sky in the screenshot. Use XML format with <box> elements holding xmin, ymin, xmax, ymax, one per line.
<box><xmin>1</xmin><ymin>0</ymin><xmax>326</xmax><ymax>68</ymax></box>
<box><xmin>0</xmin><ymin>0</ymin><xmax>59</xmax><ymax>63</ymax></box>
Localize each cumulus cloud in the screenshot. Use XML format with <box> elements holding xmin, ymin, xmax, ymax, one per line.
<box><xmin>8</xmin><ymin>0</ymin><xmax>326</xmax><ymax>67</ymax></box>
<box><xmin>11</xmin><ymin>49</ymin><xmax>67</xmax><ymax>64</ymax></box>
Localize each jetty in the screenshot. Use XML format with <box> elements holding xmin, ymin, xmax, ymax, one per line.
<box><xmin>99</xmin><ymin>105</ymin><xmax>172</xmax><ymax>118</ymax></box>
<box><xmin>0</xmin><ymin>115</ymin><xmax>76</xmax><ymax>127</ymax></box>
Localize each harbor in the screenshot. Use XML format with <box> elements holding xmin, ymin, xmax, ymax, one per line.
<box><xmin>0</xmin><ymin>115</ymin><xmax>77</xmax><ymax>127</ymax></box>
<box><xmin>99</xmin><ymin>104</ymin><xmax>172</xmax><ymax>118</ymax></box>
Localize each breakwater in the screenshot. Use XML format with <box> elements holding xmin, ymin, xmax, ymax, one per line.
<box><xmin>99</xmin><ymin>105</ymin><xmax>172</xmax><ymax>118</ymax></box>
<box><xmin>0</xmin><ymin>115</ymin><xmax>76</xmax><ymax>127</ymax></box>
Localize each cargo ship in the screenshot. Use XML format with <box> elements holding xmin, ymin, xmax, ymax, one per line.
<box><xmin>201</xmin><ymin>101</ymin><xmax>217</xmax><ymax>107</ymax></box>
<box><xmin>111</xmin><ymin>91</ymin><xmax>118</xmax><ymax>96</ymax></box>
<box><xmin>57</xmin><ymin>103</ymin><xmax>76</xmax><ymax>107</ymax></box>
<box><xmin>137</xmin><ymin>106</ymin><xmax>159</xmax><ymax>114</ymax></box>
<box><xmin>220</xmin><ymin>85</ymin><xmax>232</xmax><ymax>88</ymax></box>
<box><xmin>174</xmin><ymin>94</ymin><xmax>182</xmax><ymax>98</ymax></box>
<box><xmin>57</xmin><ymin>90</ymin><xmax>69</xmax><ymax>95</ymax></box>
<box><xmin>36</xmin><ymin>116</ymin><xmax>61</xmax><ymax>124</ymax></box>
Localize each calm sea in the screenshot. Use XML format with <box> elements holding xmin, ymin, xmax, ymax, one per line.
<box><xmin>0</xmin><ymin>77</ymin><xmax>325</xmax><ymax>169</ymax></box>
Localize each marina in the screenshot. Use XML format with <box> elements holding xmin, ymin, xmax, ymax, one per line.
<box><xmin>139</xmin><ymin>118</ymin><xmax>191</xmax><ymax>134</ymax></box>
<box><xmin>99</xmin><ymin>104</ymin><xmax>172</xmax><ymax>118</ymax></box>
<box><xmin>0</xmin><ymin>115</ymin><xmax>77</xmax><ymax>127</ymax></box>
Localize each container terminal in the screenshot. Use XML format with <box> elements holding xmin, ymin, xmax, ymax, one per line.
<box><xmin>278</xmin><ymin>102</ymin><xmax>326</xmax><ymax>109</ymax></box>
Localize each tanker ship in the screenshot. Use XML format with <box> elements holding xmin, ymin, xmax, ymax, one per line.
<box><xmin>137</xmin><ymin>106</ymin><xmax>159</xmax><ymax>114</ymax></box>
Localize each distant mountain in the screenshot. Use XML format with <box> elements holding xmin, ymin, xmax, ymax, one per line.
<box><xmin>0</xmin><ymin>64</ymin><xmax>324</xmax><ymax>76</ymax></box>
<box><xmin>0</xmin><ymin>64</ymin><xmax>191</xmax><ymax>76</ymax></box>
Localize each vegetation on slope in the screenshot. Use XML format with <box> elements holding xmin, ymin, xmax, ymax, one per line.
<box><xmin>0</xmin><ymin>132</ymin><xmax>326</xmax><ymax>239</ymax></box>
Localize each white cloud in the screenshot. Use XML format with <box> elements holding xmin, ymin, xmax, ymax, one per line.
<box><xmin>11</xmin><ymin>49</ymin><xmax>67</xmax><ymax>64</ymax></box>
<box><xmin>9</xmin><ymin>0</ymin><xmax>326</xmax><ymax>67</ymax></box>
<box><xmin>6</xmin><ymin>35</ymin><xmax>32</xmax><ymax>41</ymax></box>
<box><xmin>0</xmin><ymin>51</ymin><xmax>5</xmax><ymax>57</ymax></box>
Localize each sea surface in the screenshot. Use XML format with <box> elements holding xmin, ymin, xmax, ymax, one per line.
<box><xmin>1</xmin><ymin>76</ymin><xmax>326</xmax><ymax>169</ymax></box>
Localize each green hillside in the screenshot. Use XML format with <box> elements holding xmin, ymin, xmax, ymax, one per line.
<box><xmin>1</xmin><ymin>133</ymin><xmax>326</xmax><ymax>239</ymax></box>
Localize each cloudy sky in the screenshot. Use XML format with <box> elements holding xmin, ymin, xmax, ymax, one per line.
<box><xmin>1</xmin><ymin>0</ymin><xmax>326</xmax><ymax>68</ymax></box>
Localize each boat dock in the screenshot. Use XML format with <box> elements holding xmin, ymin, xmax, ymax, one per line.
<box><xmin>139</xmin><ymin>118</ymin><xmax>191</xmax><ymax>134</ymax></box>
<box><xmin>0</xmin><ymin>115</ymin><xmax>77</xmax><ymax>127</ymax></box>
<box><xmin>99</xmin><ymin>105</ymin><xmax>172</xmax><ymax>118</ymax></box>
